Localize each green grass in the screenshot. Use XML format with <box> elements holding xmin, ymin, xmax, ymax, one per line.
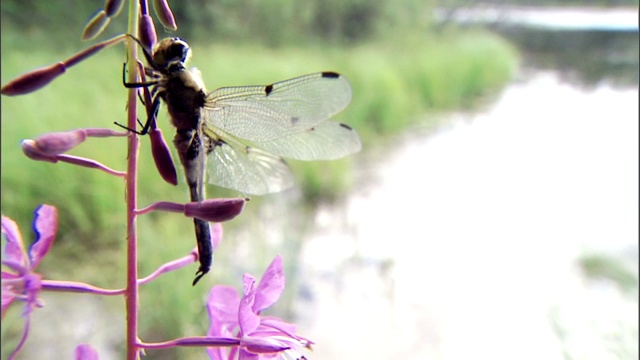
<box><xmin>1</xmin><ymin>29</ymin><xmax>518</xmax><ymax>358</ymax></box>
<box><xmin>579</xmin><ymin>253</ymin><xmax>638</xmax><ymax>294</ymax></box>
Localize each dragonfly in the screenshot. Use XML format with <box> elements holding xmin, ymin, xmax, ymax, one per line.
<box><xmin>123</xmin><ymin>37</ymin><xmax>362</xmax><ymax>285</ymax></box>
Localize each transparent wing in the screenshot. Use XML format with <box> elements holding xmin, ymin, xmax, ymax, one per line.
<box><xmin>252</xmin><ymin>121</ymin><xmax>361</xmax><ymax>160</ymax></box>
<box><xmin>200</xmin><ymin>72</ymin><xmax>362</xmax><ymax>194</ymax></box>
<box><xmin>203</xmin><ymin>72</ymin><xmax>360</xmax><ymax>160</ymax></box>
<box><xmin>203</xmin><ymin>128</ymin><xmax>294</xmax><ymax>195</ymax></box>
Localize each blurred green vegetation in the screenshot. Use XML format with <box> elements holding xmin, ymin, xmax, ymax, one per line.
<box><xmin>1</xmin><ymin>1</ymin><xmax>518</xmax><ymax>358</ymax></box>
<box><xmin>579</xmin><ymin>253</ymin><xmax>639</xmax><ymax>295</ymax></box>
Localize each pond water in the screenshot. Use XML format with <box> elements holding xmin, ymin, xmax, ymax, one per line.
<box><xmin>293</xmin><ymin>72</ymin><xmax>638</xmax><ymax>359</ymax></box>
<box><xmin>283</xmin><ymin>8</ymin><xmax>640</xmax><ymax>359</ymax></box>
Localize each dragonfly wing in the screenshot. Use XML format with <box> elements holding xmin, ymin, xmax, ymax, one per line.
<box><xmin>204</xmin><ymin>129</ymin><xmax>294</xmax><ymax>195</ymax></box>
<box><xmin>251</xmin><ymin>121</ymin><xmax>362</xmax><ymax>160</ymax></box>
<box><xmin>203</xmin><ymin>72</ymin><xmax>352</xmax><ymax>143</ymax></box>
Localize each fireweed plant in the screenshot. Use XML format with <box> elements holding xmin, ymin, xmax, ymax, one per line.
<box><xmin>2</xmin><ymin>0</ymin><xmax>315</xmax><ymax>359</ymax></box>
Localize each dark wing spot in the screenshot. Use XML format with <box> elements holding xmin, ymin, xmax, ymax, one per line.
<box><xmin>211</xmin><ymin>137</ymin><xmax>227</xmax><ymax>149</ymax></box>
<box><xmin>291</xmin><ymin>116</ymin><xmax>300</xmax><ymax>124</ymax></box>
<box><xmin>339</xmin><ymin>123</ymin><xmax>353</xmax><ymax>130</ymax></box>
<box><xmin>264</xmin><ymin>84</ymin><xmax>273</xmax><ymax>96</ymax></box>
<box><xmin>321</xmin><ymin>71</ymin><xmax>340</xmax><ymax>79</ymax></box>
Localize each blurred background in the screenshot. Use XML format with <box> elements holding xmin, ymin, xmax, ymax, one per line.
<box><xmin>1</xmin><ymin>0</ymin><xmax>638</xmax><ymax>359</ymax></box>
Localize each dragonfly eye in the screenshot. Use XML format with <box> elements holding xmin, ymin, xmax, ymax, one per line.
<box><xmin>152</xmin><ymin>38</ymin><xmax>191</xmax><ymax>71</ymax></box>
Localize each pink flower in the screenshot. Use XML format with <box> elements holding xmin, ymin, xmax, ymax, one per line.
<box><xmin>75</xmin><ymin>343</ymin><xmax>99</xmax><ymax>360</ymax></box>
<box><xmin>2</xmin><ymin>205</ymin><xmax>58</xmax><ymax>359</ymax></box>
<box><xmin>207</xmin><ymin>256</ymin><xmax>312</xmax><ymax>360</ymax></box>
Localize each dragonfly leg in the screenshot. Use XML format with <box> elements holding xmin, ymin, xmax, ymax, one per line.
<box><xmin>114</xmin><ymin>92</ymin><xmax>162</xmax><ymax>135</ymax></box>
<box><xmin>122</xmin><ymin>62</ymin><xmax>159</xmax><ymax>88</ymax></box>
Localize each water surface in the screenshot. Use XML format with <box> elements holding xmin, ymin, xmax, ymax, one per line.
<box><xmin>295</xmin><ymin>72</ymin><xmax>638</xmax><ymax>359</ymax></box>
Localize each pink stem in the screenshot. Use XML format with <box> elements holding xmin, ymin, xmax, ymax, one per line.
<box><xmin>125</xmin><ymin>2</ymin><xmax>141</xmax><ymax>358</ymax></box>
<box><xmin>41</xmin><ymin>280</ymin><xmax>125</xmax><ymax>295</ymax></box>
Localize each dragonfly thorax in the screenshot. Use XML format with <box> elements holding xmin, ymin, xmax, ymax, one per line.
<box><xmin>152</xmin><ymin>37</ymin><xmax>191</xmax><ymax>74</ymax></box>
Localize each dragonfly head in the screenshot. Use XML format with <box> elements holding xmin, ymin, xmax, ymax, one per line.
<box><xmin>152</xmin><ymin>37</ymin><xmax>191</xmax><ymax>74</ymax></box>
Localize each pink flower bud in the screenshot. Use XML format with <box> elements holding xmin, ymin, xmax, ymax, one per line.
<box><xmin>31</xmin><ymin>130</ymin><xmax>87</xmax><ymax>155</ymax></box>
<box><xmin>22</xmin><ymin>140</ymin><xmax>58</xmax><ymax>163</ymax></box>
<box><xmin>152</xmin><ymin>0</ymin><xmax>178</xmax><ymax>31</ymax></box>
<box><xmin>104</xmin><ymin>0</ymin><xmax>124</xmax><ymax>17</ymax></box>
<box><xmin>184</xmin><ymin>199</ymin><xmax>245</xmax><ymax>222</ymax></box>
<box><xmin>241</xmin><ymin>337</ymin><xmax>290</xmax><ymax>354</ymax></box>
<box><xmin>82</xmin><ymin>10</ymin><xmax>111</xmax><ymax>41</ymax></box>
<box><xmin>149</xmin><ymin>128</ymin><xmax>178</xmax><ymax>185</ymax></box>
<box><xmin>1</xmin><ymin>63</ymin><xmax>66</xmax><ymax>96</ymax></box>
<box><xmin>139</xmin><ymin>14</ymin><xmax>158</xmax><ymax>51</ymax></box>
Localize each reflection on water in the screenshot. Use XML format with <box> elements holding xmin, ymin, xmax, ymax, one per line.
<box><xmin>294</xmin><ymin>72</ymin><xmax>638</xmax><ymax>359</ymax></box>
<box><xmin>436</xmin><ymin>6</ymin><xmax>639</xmax><ymax>87</ymax></box>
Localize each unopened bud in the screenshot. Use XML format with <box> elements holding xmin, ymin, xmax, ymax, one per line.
<box><xmin>149</xmin><ymin>128</ymin><xmax>177</xmax><ymax>185</ymax></box>
<box><xmin>152</xmin><ymin>0</ymin><xmax>178</xmax><ymax>31</ymax></box>
<box><xmin>104</xmin><ymin>0</ymin><xmax>124</xmax><ymax>17</ymax></box>
<box><xmin>184</xmin><ymin>198</ymin><xmax>245</xmax><ymax>222</ymax></box>
<box><xmin>1</xmin><ymin>63</ymin><xmax>66</xmax><ymax>96</ymax></box>
<box><xmin>82</xmin><ymin>10</ymin><xmax>111</xmax><ymax>41</ymax></box>
<box><xmin>22</xmin><ymin>140</ymin><xmax>57</xmax><ymax>163</ymax></box>
<box><xmin>139</xmin><ymin>14</ymin><xmax>158</xmax><ymax>52</ymax></box>
<box><xmin>30</xmin><ymin>130</ymin><xmax>88</xmax><ymax>155</ymax></box>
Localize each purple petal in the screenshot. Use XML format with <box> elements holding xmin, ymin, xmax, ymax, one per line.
<box><xmin>243</xmin><ymin>273</ymin><xmax>256</xmax><ymax>296</ymax></box>
<box><xmin>211</xmin><ymin>223</ymin><xmax>223</xmax><ymax>251</ymax></box>
<box><xmin>207</xmin><ymin>286</ymin><xmax>240</xmax><ymax>333</ymax></box>
<box><xmin>2</xmin><ymin>279</ymin><xmax>18</xmax><ymax>319</ymax></box>
<box><xmin>238</xmin><ymin>292</ymin><xmax>260</xmax><ymax>335</ymax></box>
<box><xmin>1</xmin><ymin>215</ymin><xmax>28</xmax><ymax>268</ymax></box>
<box><xmin>259</xmin><ymin>317</ymin><xmax>299</xmax><ymax>338</ymax></box>
<box><xmin>2</xmin><ymin>259</ymin><xmax>28</xmax><ymax>274</ymax></box>
<box><xmin>252</xmin><ymin>256</ymin><xmax>285</xmax><ymax>312</ymax></box>
<box><xmin>21</xmin><ymin>273</ymin><xmax>43</xmax><ymax>317</ymax></box>
<box><xmin>29</xmin><ymin>205</ymin><xmax>58</xmax><ymax>269</ymax></box>
<box><xmin>206</xmin><ymin>346</ymin><xmax>228</xmax><ymax>360</ymax></box>
<box><xmin>238</xmin><ymin>348</ymin><xmax>261</xmax><ymax>360</ymax></box>
<box><xmin>75</xmin><ymin>344</ymin><xmax>99</xmax><ymax>360</ymax></box>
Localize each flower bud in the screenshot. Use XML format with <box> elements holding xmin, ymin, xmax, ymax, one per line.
<box><xmin>184</xmin><ymin>199</ymin><xmax>245</xmax><ymax>222</ymax></box>
<box><xmin>241</xmin><ymin>337</ymin><xmax>290</xmax><ymax>353</ymax></box>
<box><xmin>31</xmin><ymin>130</ymin><xmax>87</xmax><ymax>155</ymax></box>
<box><xmin>104</xmin><ymin>0</ymin><xmax>124</xmax><ymax>17</ymax></box>
<box><xmin>152</xmin><ymin>0</ymin><xmax>178</xmax><ymax>31</ymax></box>
<box><xmin>22</xmin><ymin>140</ymin><xmax>58</xmax><ymax>163</ymax></box>
<box><xmin>82</xmin><ymin>10</ymin><xmax>111</xmax><ymax>41</ymax></box>
<box><xmin>139</xmin><ymin>14</ymin><xmax>158</xmax><ymax>53</ymax></box>
<box><xmin>149</xmin><ymin>128</ymin><xmax>178</xmax><ymax>185</ymax></box>
<box><xmin>1</xmin><ymin>63</ymin><xmax>66</xmax><ymax>96</ymax></box>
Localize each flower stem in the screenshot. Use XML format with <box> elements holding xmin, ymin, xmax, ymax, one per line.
<box><xmin>125</xmin><ymin>0</ymin><xmax>141</xmax><ymax>359</ymax></box>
